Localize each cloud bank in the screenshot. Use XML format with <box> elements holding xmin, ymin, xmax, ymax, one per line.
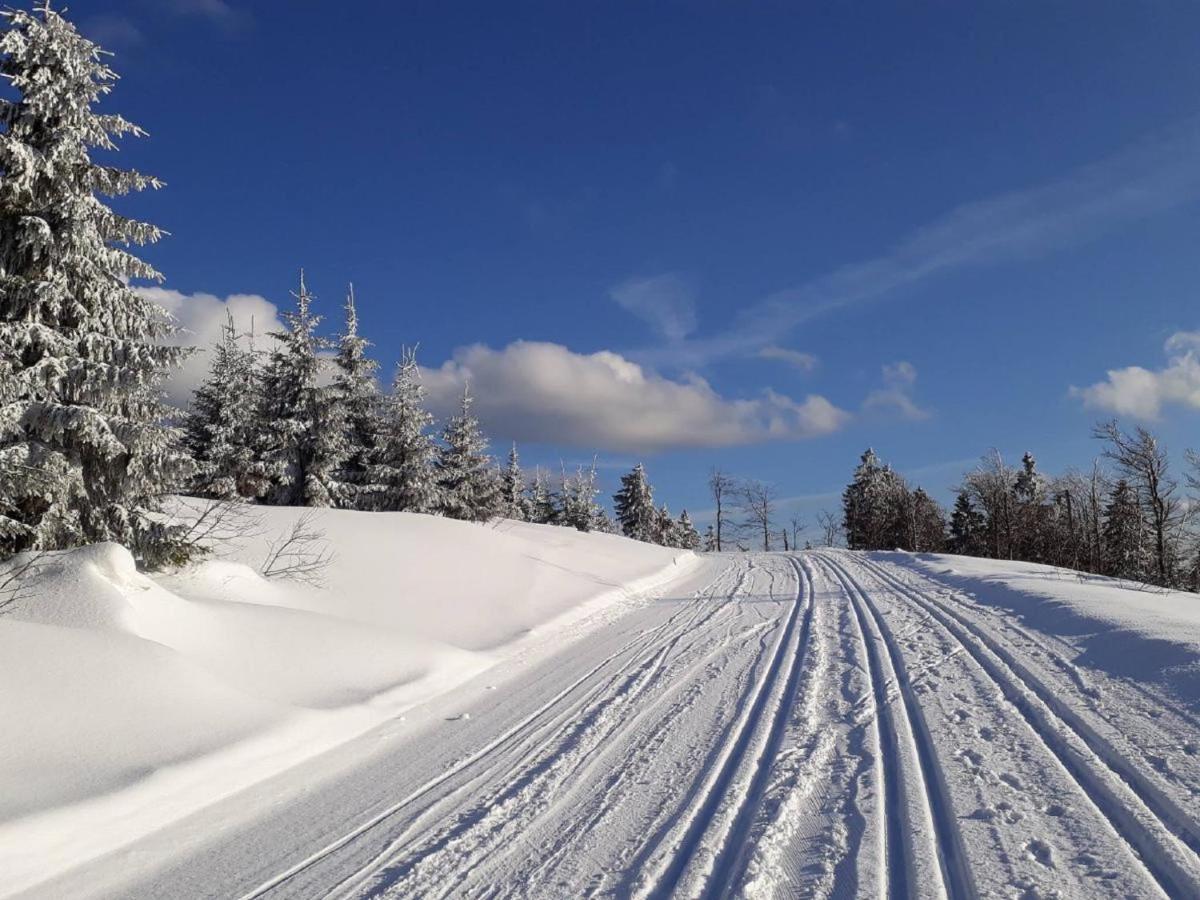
<box><xmin>420</xmin><ymin>341</ymin><xmax>850</xmax><ymax>452</ymax></box>
<box><xmin>1071</xmin><ymin>331</ymin><xmax>1200</xmax><ymax>420</ymax></box>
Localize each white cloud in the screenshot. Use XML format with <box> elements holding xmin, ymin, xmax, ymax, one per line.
<box><xmin>141</xmin><ymin>287</ymin><xmax>284</xmax><ymax>407</ymax></box>
<box><xmin>863</xmin><ymin>360</ymin><xmax>931</xmax><ymax>421</ymax></box>
<box><xmin>419</xmin><ymin>340</ymin><xmax>850</xmax><ymax>452</ymax></box>
<box><xmin>610</xmin><ymin>273</ymin><xmax>697</xmax><ymax>343</ymax></box>
<box><xmin>758</xmin><ymin>345</ymin><xmax>818</xmax><ymax>373</ymax></box>
<box><xmin>1071</xmin><ymin>330</ymin><xmax>1200</xmax><ymax>419</ymax></box>
<box><xmin>640</xmin><ymin>116</ymin><xmax>1200</xmax><ymax>368</ymax></box>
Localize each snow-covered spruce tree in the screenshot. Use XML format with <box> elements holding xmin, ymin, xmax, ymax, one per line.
<box><xmin>526</xmin><ymin>466</ymin><xmax>557</xmax><ymax>525</ymax></box>
<box><xmin>435</xmin><ymin>384</ymin><xmax>498</xmax><ymax>521</ymax></box>
<box><xmin>499</xmin><ymin>443</ymin><xmax>529</xmax><ymax>521</ymax></box>
<box><xmin>557</xmin><ymin>462</ymin><xmax>603</xmax><ymax>532</ymax></box>
<box><xmin>371</xmin><ymin>347</ymin><xmax>439</xmax><ymax>513</ymax></box>
<box><xmin>1102</xmin><ymin>479</ymin><xmax>1149</xmax><ymax>581</ymax></box>
<box><xmin>702</xmin><ymin>523</ymin><xmax>717</xmax><ymax>552</ymax></box>
<box><xmin>332</xmin><ymin>285</ymin><xmax>381</xmax><ymax>509</ymax></box>
<box><xmin>948</xmin><ymin>489</ymin><xmax>986</xmax><ymax>556</ymax></box>
<box><xmin>675</xmin><ymin>510</ymin><xmax>701</xmax><ymax>550</ymax></box>
<box><xmin>183</xmin><ymin>310</ymin><xmax>276</xmax><ymax>501</ymax></box>
<box><xmin>655</xmin><ymin>503</ymin><xmax>677</xmax><ymax>547</ymax></box>
<box><xmin>0</xmin><ymin>4</ymin><xmax>193</xmax><ymax>563</ymax></box>
<box><xmin>259</xmin><ymin>274</ymin><xmax>348</xmax><ymax>507</ymax></box>
<box><xmin>613</xmin><ymin>463</ymin><xmax>657</xmax><ymax>542</ymax></box>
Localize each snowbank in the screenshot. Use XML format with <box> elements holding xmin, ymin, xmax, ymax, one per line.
<box><xmin>0</xmin><ymin>507</ymin><xmax>695</xmax><ymax>896</ymax></box>
<box><xmin>894</xmin><ymin>551</ymin><xmax>1200</xmax><ymax>710</ymax></box>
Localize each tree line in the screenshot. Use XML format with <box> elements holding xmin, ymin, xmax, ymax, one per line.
<box><xmin>840</xmin><ymin>424</ymin><xmax>1200</xmax><ymax>591</ymax></box>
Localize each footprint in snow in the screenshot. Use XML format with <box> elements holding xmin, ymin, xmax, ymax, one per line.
<box><xmin>999</xmin><ymin>772</ymin><xmax>1024</xmax><ymax>791</ymax></box>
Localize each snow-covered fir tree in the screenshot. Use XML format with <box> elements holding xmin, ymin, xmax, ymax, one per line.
<box><xmin>332</xmin><ymin>285</ymin><xmax>381</xmax><ymax>509</ymax></box>
<box><xmin>557</xmin><ymin>462</ymin><xmax>604</xmax><ymax>532</ymax></box>
<box><xmin>526</xmin><ymin>467</ymin><xmax>557</xmax><ymax>525</ymax></box>
<box><xmin>371</xmin><ymin>347</ymin><xmax>440</xmax><ymax>513</ymax></box>
<box><xmin>499</xmin><ymin>444</ymin><xmax>529</xmax><ymax>521</ymax></box>
<box><xmin>183</xmin><ymin>311</ymin><xmax>276</xmax><ymax>501</ymax></box>
<box><xmin>843</xmin><ymin>449</ymin><xmax>908</xmax><ymax>550</ymax></box>
<box><xmin>675</xmin><ymin>510</ymin><xmax>701</xmax><ymax>550</ymax></box>
<box><xmin>613</xmin><ymin>463</ymin><xmax>657</xmax><ymax>542</ymax></box>
<box><xmin>435</xmin><ymin>384</ymin><xmax>498</xmax><ymax>521</ymax></box>
<box><xmin>702</xmin><ymin>523</ymin><xmax>717</xmax><ymax>552</ymax></box>
<box><xmin>0</xmin><ymin>4</ymin><xmax>192</xmax><ymax>563</ymax></box>
<box><xmin>259</xmin><ymin>274</ymin><xmax>348</xmax><ymax>507</ymax></box>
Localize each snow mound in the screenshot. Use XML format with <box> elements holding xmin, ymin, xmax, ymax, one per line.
<box><xmin>0</xmin><ymin>507</ymin><xmax>694</xmax><ymax>896</ymax></box>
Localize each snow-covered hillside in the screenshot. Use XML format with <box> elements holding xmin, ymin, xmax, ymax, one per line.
<box><xmin>7</xmin><ymin>531</ymin><xmax>1200</xmax><ymax>899</ymax></box>
<box><xmin>0</xmin><ymin>508</ymin><xmax>695</xmax><ymax>897</ymax></box>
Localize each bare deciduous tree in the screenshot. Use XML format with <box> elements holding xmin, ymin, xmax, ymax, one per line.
<box><xmin>817</xmin><ymin>509</ymin><xmax>841</xmax><ymax>547</ymax></box>
<box><xmin>740</xmin><ymin>479</ymin><xmax>777</xmax><ymax>552</ymax></box>
<box><xmin>0</xmin><ymin>551</ymin><xmax>46</xmax><ymax>615</ymax></box>
<box><xmin>1095</xmin><ymin>420</ymin><xmax>1182</xmax><ymax>587</ymax></box>
<box><xmin>708</xmin><ymin>468</ymin><xmax>737</xmax><ymax>552</ymax></box>
<box><xmin>259</xmin><ymin>512</ymin><xmax>335</xmax><ymax>586</ymax></box>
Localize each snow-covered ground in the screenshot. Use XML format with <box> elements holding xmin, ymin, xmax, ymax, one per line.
<box><xmin>0</xmin><ymin>507</ymin><xmax>695</xmax><ymax>898</ymax></box>
<box><xmin>6</xmin><ymin>523</ymin><xmax>1200</xmax><ymax>898</ymax></box>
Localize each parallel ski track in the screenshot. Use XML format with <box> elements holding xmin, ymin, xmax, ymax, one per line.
<box><xmin>700</xmin><ymin>555</ymin><xmax>816</xmax><ymax>898</ymax></box>
<box><xmin>816</xmin><ymin>553</ymin><xmax>970</xmax><ymax>900</ymax></box>
<box><xmin>642</xmin><ymin>555</ymin><xmax>812</xmax><ymax>899</ymax></box>
<box><xmin>237</xmin><ymin>559</ymin><xmax>751</xmax><ymax>900</ymax></box>
<box><xmin>851</xmin><ymin>553</ymin><xmax>1200</xmax><ymax>898</ymax></box>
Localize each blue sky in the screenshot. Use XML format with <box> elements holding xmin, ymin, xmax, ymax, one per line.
<box><xmin>77</xmin><ymin>0</ymin><xmax>1200</xmax><ymax>534</ymax></box>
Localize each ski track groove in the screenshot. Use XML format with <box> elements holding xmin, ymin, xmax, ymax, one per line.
<box><xmin>328</xmin><ymin>557</ymin><xmax>784</xmax><ymax>900</ymax></box>
<box><xmin>851</xmin><ymin>553</ymin><xmax>1200</xmax><ymax>898</ymax></box>
<box><xmin>239</xmin><ymin>560</ymin><xmax>750</xmax><ymax>900</ymax></box>
<box><xmin>816</xmin><ymin>553</ymin><xmax>967</xmax><ymax>900</ymax></box>
<box><xmin>635</xmin><ymin>555</ymin><xmax>810</xmax><ymax>899</ymax></box>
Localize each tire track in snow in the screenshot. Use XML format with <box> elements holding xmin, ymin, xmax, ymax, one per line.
<box><xmin>633</xmin><ymin>555</ymin><xmax>811</xmax><ymax>899</ymax></box>
<box><xmin>816</xmin><ymin>553</ymin><xmax>965</xmax><ymax>900</ymax></box>
<box><xmin>853</xmin><ymin>554</ymin><xmax>1200</xmax><ymax>898</ymax></box>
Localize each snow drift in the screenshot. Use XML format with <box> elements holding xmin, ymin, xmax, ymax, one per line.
<box><xmin>0</xmin><ymin>507</ymin><xmax>695</xmax><ymax>896</ymax></box>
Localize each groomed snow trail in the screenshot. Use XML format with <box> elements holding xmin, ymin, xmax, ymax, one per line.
<box><xmin>28</xmin><ymin>551</ymin><xmax>1200</xmax><ymax>899</ymax></box>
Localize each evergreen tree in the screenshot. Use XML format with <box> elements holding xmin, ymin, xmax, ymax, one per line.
<box><xmin>499</xmin><ymin>444</ymin><xmax>529</xmax><ymax>521</ymax></box>
<box><xmin>675</xmin><ymin>510</ymin><xmax>701</xmax><ymax>550</ymax></box>
<box><xmin>949</xmin><ymin>490</ymin><xmax>986</xmax><ymax>556</ymax></box>
<box><xmin>702</xmin><ymin>523</ymin><xmax>717</xmax><ymax>552</ymax></box>
<box><xmin>260</xmin><ymin>274</ymin><xmax>348</xmax><ymax>507</ymax></box>
<box><xmin>526</xmin><ymin>467</ymin><xmax>557</xmax><ymax>525</ymax></box>
<box><xmin>613</xmin><ymin>463</ymin><xmax>657</xmax><ymax>542</ymax></box>
<box><xmin>1102</xmin><ymin>479</ymin><xmax>1149</xmax><ymax>581</ymax></box>
<box><xmin>435</xmin><ymin>384</ymin><xmax>498</xmax><ymax>521</ymax></box>
<box><xmin>0</xmin><ymin>5</ymin><xmax>192</xmax><ymax>563</ymax></box>
<box><xmin>332</xmin><ymin>285</ymin><xmax>381</xmax><ymax>509</ymax></box>
<box><xmin>371</xmin><ymin>347</ymin><xmax>439</xmax><ymax>512</ymax></box>
<box><xmin>655</xmin><ymin>503</ymin><xmax>677</xmax><ymax>547</ymax></box>
<box><xmin>558</xmin><ymin>463</ymin><xmax>602</xmax><ymax>532</ymax></box>
<box><xmin>843</xmin><ymin>449</ymin><xmax>910</xmax><ymax>550</ymax></box>
<box><xmin>183</xmin><ymin>311</ymin><xmax>275</xmax><ymax>501</ymax></box>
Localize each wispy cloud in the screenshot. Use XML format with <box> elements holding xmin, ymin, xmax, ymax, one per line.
<box><xmin>643</xmin><ymin>117</ymin><xmax>1200</xmax><ymax>368</ymax></box>
<box><xmin>863</xmin><ymin>361</ymin><xmax>931</xmax><ymax>421</ymax></box>
<box><xmin>610</xmin><ymin>273</ymin><xmax>698</xmax><ymax>343</ymax></box>
<box><xmin>758</xmin><ymin>345</ymin><xmax>818</xmax><ymax>373</ymax></box>
<box><xmin>82</xmin><ymin>14</ymin><xmax>145</xmax><ymax>49</ymax></box>
<box><xmin>1071</xmin><ymin>330</ymin><xmax>1200</xmax><ymax>420</ymax></box>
